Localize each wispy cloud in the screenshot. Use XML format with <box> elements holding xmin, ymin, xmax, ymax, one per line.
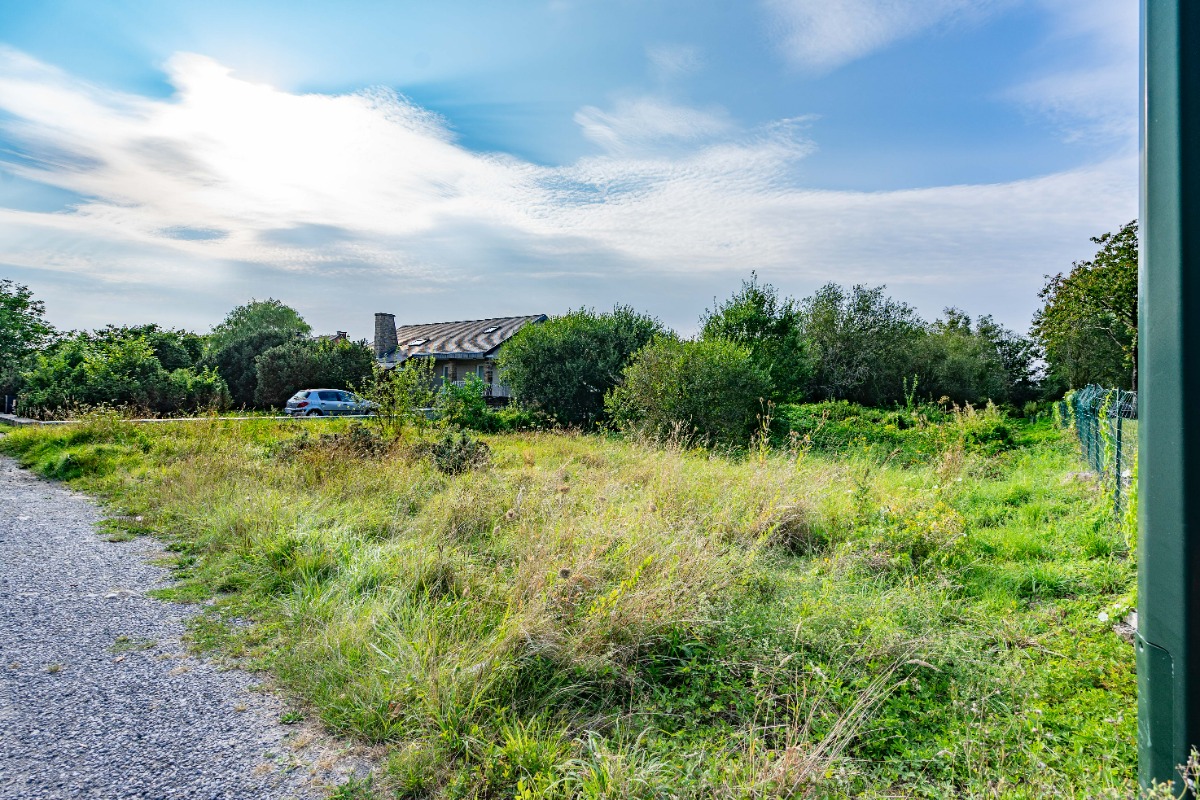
<box><xmin>1003</xmin><ymin>0</ymin><xmax>1138</xmax><ymax>146</ymax></box>
<box><xmin>761</xmin><ymin>0</ymin><xmax>1008</xmax><ymax>72</ymax></box>
<box><xmin>573</xmin><ymin>96</ymin><xmax>736</xmax><ymax>155</ymax></box>
<box><xmin>0</xmin><ymin>47</ymin><xmax>1135</xmax><ymax>335</ymax></box>
<box><xmin>646</xmin><ymin>43</ymin><xmax>703</xmax><ymax>82</ymax></box>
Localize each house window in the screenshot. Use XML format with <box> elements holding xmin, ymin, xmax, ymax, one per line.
<box><xmin>481</xmin><ymin>326</ymin><xmax>498</xmax><ymax>334</ymax></box>
<box><xmin>408</xmin><ymin>338</ymin><xmax>427</xmax><ymax>346</ymax></box>
<box><xmin>477</xmin><ymin>365</ymin><xmax>486</xmax><ymax>380</ymax></box>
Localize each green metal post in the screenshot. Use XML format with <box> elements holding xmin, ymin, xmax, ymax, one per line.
<box><xmin>1115</xmin><ymin>408</ymin><xmax>1123</xmax><ymax>516</ymax></box>
<box><xmin>1139</xmin><ymin>0</ymin><xmax>1200</xmax><ymax>786</ymax></box>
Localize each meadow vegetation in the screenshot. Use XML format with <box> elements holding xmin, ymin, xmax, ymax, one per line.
<box><xmin>0</xmin><ymin>404</ymin><xmax>1137</xmax><ymax>798</ymax></box>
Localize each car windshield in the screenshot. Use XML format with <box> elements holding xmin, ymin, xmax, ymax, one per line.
<box><xmin>290</xmin><ymin>391</ymin><xmax>309</xmax><ymax>400</ymax></box>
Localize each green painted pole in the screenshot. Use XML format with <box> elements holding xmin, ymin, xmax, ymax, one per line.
<box><xmin>1139</xmin><ymin>0</ymin><xmax>1200</xmax><ymax>786</ymax></box>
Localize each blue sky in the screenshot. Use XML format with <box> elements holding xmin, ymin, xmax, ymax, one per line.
<box><xmin>0</xmin><ymin>0</ymin><xmax>1137</xmax><ymax>339</ymax></box>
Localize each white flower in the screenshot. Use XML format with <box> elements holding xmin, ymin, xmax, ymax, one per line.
<box><xmin>1098</xmin><ymin>611</ymin><xmax>1110</xmax><ymax>623</ymax></box>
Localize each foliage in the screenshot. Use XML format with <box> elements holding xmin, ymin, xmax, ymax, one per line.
<box><xmin>1033</xmin><ymin>220</ymin><xmax>1138</xmax><ymax>391</ymax></box>
<box><xmin>919</xmin><ymin>309</ymin><xmax>1039</xmax><ymax>406</ymax></box>
<box><xmin>203</xmin><ymin>299</ymin><xmax>311</xmax><ymax>408</ymax></box>
<box><xmin>0</xmin><ymin>413</ymin><xmax>1136</xmax><ymax>798</ymax></box>
<box><xmin>700</xmin><ymin>273</ymin><xmax>812</xmax><ymax>402</ymax></box>
<box><xmin>254</xmin><ymin>338</ymin><xmax>375</xmax><ymax>408</ymax></box>
<box><xmin>418</xmin><ymin>428</ymin><xmax>492</xmax><ymax>474</ymax></box>
<box><xmin>205</xmin><ymin>327</ymin><xmax>298</xmax><ymax>408</ymax></box>
<box><xmin>18</xmin><ymin>333</ymin><xmax>229</xmax><ymax>416</ymax></box>
<box><xmin>206</xmin><ymin>297</ymin><xmax>311</xmax><ymax>355</ymax></box>
<box><xmin>0</xmin><ymin>279</ymin><xmax>55</xmax><ymax>396</ymax></box>
<box><xmin>496</xmin><ymin>306</ymin><xmax>665</xmax><ymax>427</ymax></box>
<box><xmin>90</xmin><ymin>324</ymin><xmax>202</xmax><ymax>372</ymax></box>
<box><xmin>434</xmin><ymin>374</ymin><xmax>493</xmax><ymax>430</ymax></box>
<box><xmin>777</xmin><ymin>400</ymin><xmax>1016</xmax><ymax>464</ymax></box>
<box><xmin>606</xmin><ymin>336</ymin><xmax>773</xmax><ymax>447</ymax></box>
<box><xmin>357</xmin><ymin>358</ymin><xmax>436</xmax><ymax>440</ymax></box>
<box><xmin>798</xmin><ymin>283</ymin><xmax>926</xmax><ymax>406</ymax></box>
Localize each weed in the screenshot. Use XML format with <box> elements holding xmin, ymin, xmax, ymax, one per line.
<box><xmin>0</xmin><ymin>410</ymin><xmax>1136</xmax><ymax>797</ymax></box>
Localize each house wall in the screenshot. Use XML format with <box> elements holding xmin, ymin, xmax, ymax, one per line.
<box><xmin>432</xmin><ymin>358</ymin><xmax>511</xmax><ymax>397</ymax></box>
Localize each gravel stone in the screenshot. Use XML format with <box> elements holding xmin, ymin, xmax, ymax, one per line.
<box><xmin>0</xmin><ymin>456</ymin><xmax>363</xmax><ymax>799</ymax></box>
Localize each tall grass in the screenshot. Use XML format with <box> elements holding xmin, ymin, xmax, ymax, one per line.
<box><xmin>0</xmin><ymin>409</ymin><xmax>1136</xmax><ymax>798</ymax></box>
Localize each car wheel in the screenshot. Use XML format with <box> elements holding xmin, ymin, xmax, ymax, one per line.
<box><xmin>306</xmin><ymin>409</ymin><xmax>324</xmax><ymax>416</ymax></box>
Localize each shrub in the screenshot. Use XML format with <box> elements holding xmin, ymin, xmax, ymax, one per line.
<box><xmin>700</xmin><ymin>273</ymin><xmax>812</xmax><ymax>402</ymax></box>
<box><xmin>605</xmin><ymin>337</ymin><xmax>773</xmax><ymax>447</ymax></box>
<box><xmin>20</xmin><ymin>334</ymin><xmax>229</xmax><ymax>416</ymax></box>
<box><xmin>496</xmin><ymin>306</ymin><xmax>665</xmax><ymax>427</ymax></box>
<box><xmin>420</xmin><ymin>429</ymin><xmax>492</xmax><ymax>474</ymax></box>
<box><xmin>357</xmin><ymin>358</ymin><xmax>436</xmax><ymax>440</ymax></box>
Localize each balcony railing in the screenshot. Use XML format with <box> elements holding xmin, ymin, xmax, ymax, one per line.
<box><xmin>434</xmin><ymin>378</ymin><xmax>512</xmax><ymax>398</ymax></box>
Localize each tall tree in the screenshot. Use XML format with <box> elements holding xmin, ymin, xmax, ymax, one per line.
<box><xmin>206</xmin><ymin>298</ymin><xmax>310</xmax><ymax>355</ymax></box>
<box><xmin>0</xmin><ymin>279</ymin><xmax>55</xmax><ymax>395</ymax></box>
<box><xmin>699</xmin><ymin>273</ymin><xmax>811</xmax><ymax>402</ymax></box>
<box><xmin>1032</xmin><ymin>220</ymin><xmax>1138</xmax><ymax>391</ymax></box>
<box><xmin>204</xmin><ymin>299</ymin><xmax>310</xmax><ymax>407</ymax></box>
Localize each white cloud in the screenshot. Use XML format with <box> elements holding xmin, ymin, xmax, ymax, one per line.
<box><xmin>1003</xmin><ymin>0</ymin><xmax>1138</xmax><ymax>146</ymax></box>
<box><xmin>646</xmin><ymin>43</ymin><xmax>702</xmax><ymax>81</ymax></box>
<box><xmin>573</xmin><ymin>96</ymin><xmax>735</xmax><ymax>154</ymax></box>
<box><xmin>0</xmin><ymin>48</ymin><xmax>1135</xmax><ymax>336</ymax></box>
<box><xmin>761</xmin><ymin>0</ymin><xmax>1007</xmax><ymax>72</ymax></box>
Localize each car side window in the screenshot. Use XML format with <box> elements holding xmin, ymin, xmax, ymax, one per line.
<box><xmin>318</xmin><ymin>391</ymin><xmax>338</xmax><ymax>401</ymax></box>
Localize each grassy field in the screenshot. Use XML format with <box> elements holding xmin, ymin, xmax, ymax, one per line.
<box><xmin>0</xmin><ymin>407</ymin><xmax>1136</xmax><ymax>798</ymax></box>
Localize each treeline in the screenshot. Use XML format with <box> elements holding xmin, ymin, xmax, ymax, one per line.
<box><xmin>491</xmin><ymin>281</ymin><xmax>1039</xmax><ymax>446</ymax></box>
<box><xmin>1</xmin><ymin>292</ymin><xmax>373</xmax><ymax>418</ymax></box>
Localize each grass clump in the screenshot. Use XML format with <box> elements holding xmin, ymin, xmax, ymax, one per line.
<box><xmin>0</xmin><ymin>409</ymin><xmax>1136</xmax><ymax>797</ymax></box>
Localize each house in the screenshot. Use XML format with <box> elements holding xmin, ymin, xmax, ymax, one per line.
<box><xmin>373</xmin><ymin>313</ymin><xmax>546</xmax><ymax>399</ymax></box>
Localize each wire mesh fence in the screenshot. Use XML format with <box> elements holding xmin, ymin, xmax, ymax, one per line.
<box><xmin>1059</xmin><ymin>384</ymin><xmax>1137</xmax><ymax>515</ymax></box>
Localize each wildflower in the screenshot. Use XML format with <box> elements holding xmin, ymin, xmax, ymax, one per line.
<box><xmin>1098</xmin><ymin>611</ymin><xmax>1110</xmax><ymax>623</ymax></box>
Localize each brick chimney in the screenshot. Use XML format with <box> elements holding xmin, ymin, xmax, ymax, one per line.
<box><xmin>373</xmin><ymin>312</ymin><xmax>398</xmax><ymax>358</ymax></box>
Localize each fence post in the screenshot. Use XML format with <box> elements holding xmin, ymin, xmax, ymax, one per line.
<box><xmin>1115</xmin><ymin>404</ymin><xmax>1123</xmax><ymax>515</ymax></box>
<box><xmin>1139</xmin><ymin>0</ymin><xmax>1200</xmax><ymax>784</ymax></box>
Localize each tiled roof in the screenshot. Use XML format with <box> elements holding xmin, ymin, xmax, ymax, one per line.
<box><xmin>391</xmin><ymin>315</ymin><xmax>546</xmax><ymax>361</ymax></box>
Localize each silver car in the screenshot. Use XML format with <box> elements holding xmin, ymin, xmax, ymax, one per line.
<box><xmin>285</xmin><ymin>389</ymin><xmax>374</xmax><ymax>417</ymax></box>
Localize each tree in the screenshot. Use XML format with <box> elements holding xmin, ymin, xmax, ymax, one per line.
<box><xmin>699</xmin><ymin>273</ymin><xmax>811</xmax><ymax>401</ymax></box>
<box><xmin>1032</xmin><ymin>220</ymin><xmax>1138</xmax><ymax>391</ymax></box>
<box><xmin>207</xmin><ymin>327</ymin><xmax>298</xmax><ymax>407</ymax></box>
<box><xmin>206</xmin><ymin>298</ymin><xmax>310</xmax><ymax>354</ymax></box>
<box><xmin>605</xmin><ymin>336</ymin><xmax>772</xmax><ymax>447</ymax></box>
<box><xmin>204</xmin><ymin>299</ymin><xmax>311</xmax><ymax>407</ymax></box>
<box><xmin>91</xmin><ymin>324</ymin><xmax>201</xmax><ymax>372</ymax></box>
<box><xmin>798</xmin><ymin>284</ymin><xmax>926</xmax><ymax>405</ymax></box>
<box><xmin>918</xmin><ymin>309</ymin><xmax>1038</xmax><ymax>406</ymax></box>
<box><xmin>254</xmin><ymin>339</ymin><xmax>375</xmax><ymax>408</ymax></box>
<box><xmin>0</xmin><ymin>279</ymin><xmax>55</xmax><ymax>395</ymax></box>
<box><xmin>496</xmin><ymin>306</ymin><xmax>665</xmax><ymax>426</ymax></box>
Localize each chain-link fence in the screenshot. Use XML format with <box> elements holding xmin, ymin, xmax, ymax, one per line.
<box><xmin>1059</xmin><ymin>384</ymin><xmax>1137</xmax><ymax>514</ymax></box>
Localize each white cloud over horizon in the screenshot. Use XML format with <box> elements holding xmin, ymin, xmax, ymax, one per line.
<box><xmin>0</xmin><ymin>46</ymin><xmax>1136</xmax><ymax>338</ymax></box>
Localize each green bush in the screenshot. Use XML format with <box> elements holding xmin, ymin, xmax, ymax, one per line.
<box><xmin>420</xmin><ymin>428</ymin><xmax>492</xmax><ymax>474</ymax></box>
<box><xmin>777</xmin><ymin>399</ymin><xmax>1015</xmax><ymax>462</ymax></box>
<box><xmin>497</xmin><ymin>306</ymin><xmax>665</xmax><ymax>427</ymax></box>
<box><xmin>606</xmin><ymin>337</ymin><xmax>773</xmax><ymax>447</ymax></box>
<box><xmin>20</xmin><ymin>335</ymin><xmax>229</xmax><ymax>416</ymax></box>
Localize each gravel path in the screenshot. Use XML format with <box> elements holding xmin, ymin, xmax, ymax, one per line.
<box><xmin>0</xmin><ymin>456</ymin><xmax>366</xmax><ymax>799</ymax></box>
